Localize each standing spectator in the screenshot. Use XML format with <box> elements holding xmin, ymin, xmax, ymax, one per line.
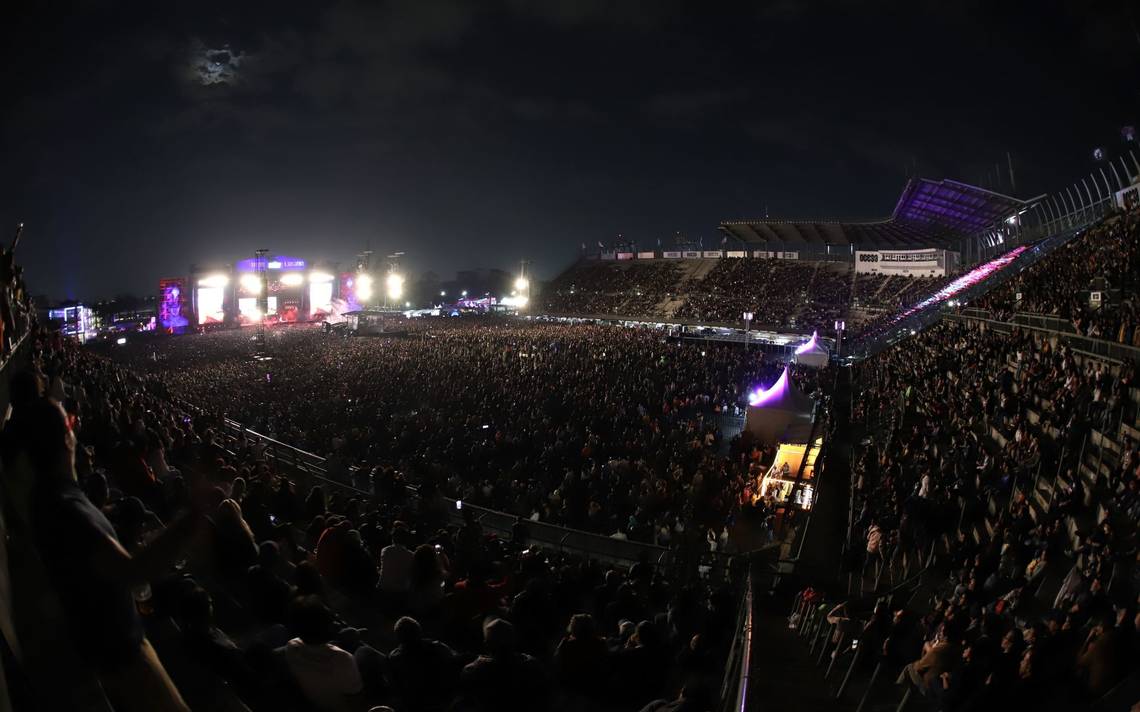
<box><xmin>28</xmin><ymin>398</ymin><xmax>199</xmax><ymax>711</ymax></box>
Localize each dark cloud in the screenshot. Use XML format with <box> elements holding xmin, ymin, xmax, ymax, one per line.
<box><xmin>0</xmin><ymin>0</ymin><xmax>1137</xmax><ymax>299</ymax></box>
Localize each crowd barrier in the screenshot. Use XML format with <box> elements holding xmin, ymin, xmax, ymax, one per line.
<box><xmin>208</xmin><ymin>417</ymin><xmax>753</xmax><ymax>579</ymax></box>
<box><xmin>955</xmin><ymin>307</ymin><xmax>1140</xmax><ymax>364</ymax></box>
<box><xmin>210</xmin><ymin>415</ymin><xmax>760</xmax><ymax>710</ymax></box>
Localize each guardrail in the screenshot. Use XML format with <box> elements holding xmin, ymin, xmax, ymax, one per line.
<box><xmin>849</xmin><ymin>225</ymin><xmax>1083</xmax><ymax>360</ymax></box>
<box><xmin>720</xmin><ymin>569</ymin><xmax>754</xmax><ymax>712</ymax></box>
<box><xmin>208</xmin><ymin>417</ymin><xmax>755</xmax><ymax>577</ymax></box>
<box><xmin>955</xmin><ymin>307</ymin><xmax>1140</xmax><ymax>363</ymax></box>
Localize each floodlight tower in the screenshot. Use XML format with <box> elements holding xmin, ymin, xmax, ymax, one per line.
<box><xmin>385</xmin><ymin>251</ymin><xmax>405</xmax><ymax>309</ymax></box>
<box><xmin>253</xmin><ymin>249</ymin><xmax>270</xmax><ymax>359</ymax></box>
<box><xmin>514</xmin><ymin>259</ymin><xmax>531</xmax><ymax>311</ymax></box>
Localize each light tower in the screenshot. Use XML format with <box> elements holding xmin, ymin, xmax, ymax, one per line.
<box><xmin>514</xmin><ymin>259</ymin><xmax>531</xmax><ymax>311</ymax></box>
<box><xmin>253</xmin><ymin>249</ymin><xmax>270</xmax><ymax>360</ymax></box>
<box><xmin>385</xmin><ymin>251</ymin><xmax>405</xmax><ymax>309</ymax></box>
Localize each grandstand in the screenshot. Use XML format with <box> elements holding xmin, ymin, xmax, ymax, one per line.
<box><xmin>719</xmin><ymin>178</ymin><xmax>1034</xmax><ymax>253</ymax></box>
<box><xmin>542</xmin><ymin>178</ymin><xmax>1040</xmax><ymax>334</ymax></box>
<box><xmin>3</xmin><ymin>153</ymin><xmax>1139</xmax><ymax>712</ymax></box>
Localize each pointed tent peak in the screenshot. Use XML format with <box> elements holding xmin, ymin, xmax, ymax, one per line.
<box><xmin>748</xmin><ymin>364</ymin><xmax>814</xmax><ymax>413</ymax></box>
<box><xmin>794</xmin><ymin>331</ymin><xmax>819</xmax><ymax>355</ymax></box>
<box><xmin>749</xmin><ymin>366</ymin><xmax>790</xmax><ymax>407</ymax></box>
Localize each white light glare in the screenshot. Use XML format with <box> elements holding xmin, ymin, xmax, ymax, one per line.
<box><xmin>514</xmin><ymin>277</ymin><xmax>529</xmax><ymax>291</ymax></box>
<box><xmin>280</xmin><ymin>272</ymin><xmax>304</xmax><ymax>287</ymax></box>
<box><xmin>309</xmin><ymin>271</ymin><xmax>334</xmax><ymax>283</ymax></box>
<box><xmin>240</xmin><ymin>274</ymin><xmax>262</xmax><ymax>294</ymax></box>
<box><xmin>356</xmin><ymin>273</ymin><xmax>374</xmax><ymax>301</ymax></box>
<box><xmin>198</xmin><ymin>274</ymin><xmax>229</xmax><ymax>288</ymax></box>
<box><xmin>386</xmin><ymin>272</ymin><xmax>404</xmax><ymax>300</ymax></box>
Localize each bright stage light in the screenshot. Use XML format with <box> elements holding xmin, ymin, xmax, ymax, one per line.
<box><xmin>356</xmin><ymin>273</ymin><xmax>373</xmax><ymax>302</ymax></box>
<box><xmin>280</xmin><ymin>272</ymin><xmax>304</xmax><ymax>287</ymax></box>
<box><xmin>386</xmin><ymin>272</ymin><xmax>404</xmax><ymax>300</ymax></box>
<box><xmin>116</xmin><ymin>337</ymin><xmax>127</xmax><ymax>345</ymax></box>
<box><xmin>240</xmin><ymin>273</ymin><xmax>263</xmax><ymax>294</ymax></box>
<box><xmin>514</xmin><ymin>277</ymin><xmax>529</xmax><ymax>291</ymax></box>
<box><xmin>198</xmin><ymin>274</ymin><xmax>229</xmax><ymax>288</ymax></box>
<box><xmin>309</xmin><ymin>271</ymin><xmax>334</xmax><ymax>283</ymax></box>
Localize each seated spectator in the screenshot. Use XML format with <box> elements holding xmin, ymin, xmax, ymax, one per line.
<box><xmin>246</xmin><ymin>541</ymin><xmax>295</xmax><ymax>623</ymax></box>
<box><xmin>896</xmin><ymin>622</ymin><xmax>963</xmax><ymax>697</ymax></box>
<box><xmin>459</xmin><ymin>617</ymin><xmax>546</xmax><ymax>712</ymax></box>
<box><xmin>212</xmin><ymin>498</ymin><xmax>258</xmax><ymax>579</ymax></box>
<box><xmin>277</xmin><ymin>596</ymin><xmax>363</xmax><ymax>711</ymax></box>
<box><xmin>553</xmin><ymin>613</ymin><xmax>608</xmax><ymax>695</ymax></box>
<box><xmin>387</xmin><ymin>616</ymin><xmax>458</xmax><ymax>712</ymax></box>
<box><xmin>638</xmin><ymin>680</ymin><xmax>714</xmax><ymax>712</ymax></box>
<box><xmin>612</xmin><ymin>620</ymin><xmax>670</xmax><ymax>706</ymax></box>
<box><xmin>377</xmin><ymin>524</ymin><xmax>414</xmax><ymax>605</ymax></box>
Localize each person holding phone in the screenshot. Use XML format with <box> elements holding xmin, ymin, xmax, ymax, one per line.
<box><xmin>25</xmin><ymin>398</ymin><xmax>209</xmax><ymax>711</ymax></box>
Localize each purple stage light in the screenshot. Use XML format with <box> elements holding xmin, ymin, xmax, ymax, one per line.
<box><xmin>749</xmin><ymin>366</ymin><xmax>790</xmax><ymax>407</ymax></box>
<box><xmin>794</xmin><ymin>331</ymin><xmax>818</xmax><ymax>355</ymax></box>
<box><xmin>886</xmin><ymin>245</ymin><xmax>1028</xmax><ymax>327</ymax></box>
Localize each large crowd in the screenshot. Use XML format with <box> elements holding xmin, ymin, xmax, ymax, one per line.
<box><xmin>541</xmin><ymin>257</ymin><xmax>956</xmax><ymax>336</ymax></box>
<box><xmin>979</xmin><ymin>206</ymin><xmax>1140</xmax><ymax>345</ymax></box>
<box><xmin>668</xmin><ymin>259</ymin><xmax>851</xmax><ymax>331</ymax></box>
<box><xmin>106</xmin><ymin>322</ymin><xmax>825</xmax><ymax>546</ymax></box>
<box><xmin>541</xmin><ymin>262</ymin><xmax>682</xmax><ymax>317</ymax></box>
<box><xmin>829</xmin><ymin>318</ymin><xmax>1139</xmax><ymax>708</ymax></box>
<box><xmin>1</xmin><ymin>327</ymin><xmax>760</xmax><ymax>712</ymax></box>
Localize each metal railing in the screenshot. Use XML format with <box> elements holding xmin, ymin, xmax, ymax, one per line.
<box><xmin>955</xmin><ymin>308</ymin><xmax>1140</xmax><ymax>363</ymax></box>
<box><xmin>720</xmin><ymin>569</ymin><xmax>754</xmax><ymax>712</ymax></box>
<box><xmin>208</xmin><ymin>417</ymin><xmax>761</xmax><ymax>576</ymax></box>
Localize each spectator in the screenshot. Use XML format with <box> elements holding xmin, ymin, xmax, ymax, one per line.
<box><xmin>459</xmin><ymin>617</ymin><xmax>546</xmax><ymax>712</ymax></box>
<box><xmin>277</xmin><ymin>596</ymin><xmax>363</xmax><ymax>711</ymax></box>
<box><xmin>27</xmin><ymin>397</ymin><xmax>198</xmax><ymax>711</ymax></box>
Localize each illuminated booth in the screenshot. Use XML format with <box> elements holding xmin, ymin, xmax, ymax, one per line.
<box><xmin>792</xmin><ymin>331</ymin><xmax>829</xmax><ymax>369</ymax></box>
<box><xmin>743</xmin><ymin>366</ymin><xmax>814</xmax><ymax>445</ymax></box>
<box><xmin>756</xmin><ymin>436</ymin><xmax>822</xmax><ymax>510</ymax></box>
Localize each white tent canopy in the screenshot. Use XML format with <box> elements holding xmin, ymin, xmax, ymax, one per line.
<box><xmin>743</xmin><ymin>366</ymin><xmax>814</xmax><ymax>445</ymax></box>
<box><xmin>792</xmin><ymin>331</ymin><xmax>829</xmax><ymax>369</ymax></box>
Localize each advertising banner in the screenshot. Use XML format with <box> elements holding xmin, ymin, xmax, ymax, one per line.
<box><xmin>682</xmin><ymin>251</ymin><xmax>702</xmax><ymax>259</ymax></box>
<box><xmin>855</xmin><ymin>249</ymin><xmax>948</xmax><ymax>277</ymax></box>
<box><xmin>663</xmin><ymin>251</ymin><xmax>682</xmax><ymax>258</ymax></box>
<box><xmin>637</xmin><ymin>251</ymin><xmax>656</xmax><ymax>259</ymax></box>
<box><xmin>726</xmin><ymin>251</ymin><xmax>747</xmax><ymax>258</ymax></box>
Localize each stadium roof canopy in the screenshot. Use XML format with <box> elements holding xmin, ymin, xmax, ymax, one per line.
<box><xmin>719</xmin><ymin>178</ymin><xmax>1035</xmax><ymax>250</ymax></box>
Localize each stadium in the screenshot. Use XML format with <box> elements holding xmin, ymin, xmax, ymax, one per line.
<box><xmin>4</xmin><ymin>5</ymin><xmax>1140</xmax><ymax>712</ymax></box>
<box><xmin>2</xmin><ymin>153</ymin><xmax>1138</xmax><ymax>712</ymax></box>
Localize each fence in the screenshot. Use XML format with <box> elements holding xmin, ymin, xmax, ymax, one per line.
<box><xmin>208</xmin><ymin>417</ymin><xmax>758</xmax><ymax>579</ymax></box>
<box><xmin>955</xmin><ymin>307</ymin><xmax>1140</xmax><ymax>364</ymax></box>
<box><xmin>849</xmin><ymin>224</ymin><xmax>1085</xmax><ymax>360</ymax></box>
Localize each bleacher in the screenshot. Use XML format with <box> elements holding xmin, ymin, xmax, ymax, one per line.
<box><xmin>764</xmin><ymin>205</ymin><xmax>1140</xmax><ymax>712</ymax></box>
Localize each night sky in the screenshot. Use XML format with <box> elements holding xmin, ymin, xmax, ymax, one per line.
<box><xmin>2</xmin><ymin>0</ymin><xmax>1137</xmax><ymax>300</ymax></box>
